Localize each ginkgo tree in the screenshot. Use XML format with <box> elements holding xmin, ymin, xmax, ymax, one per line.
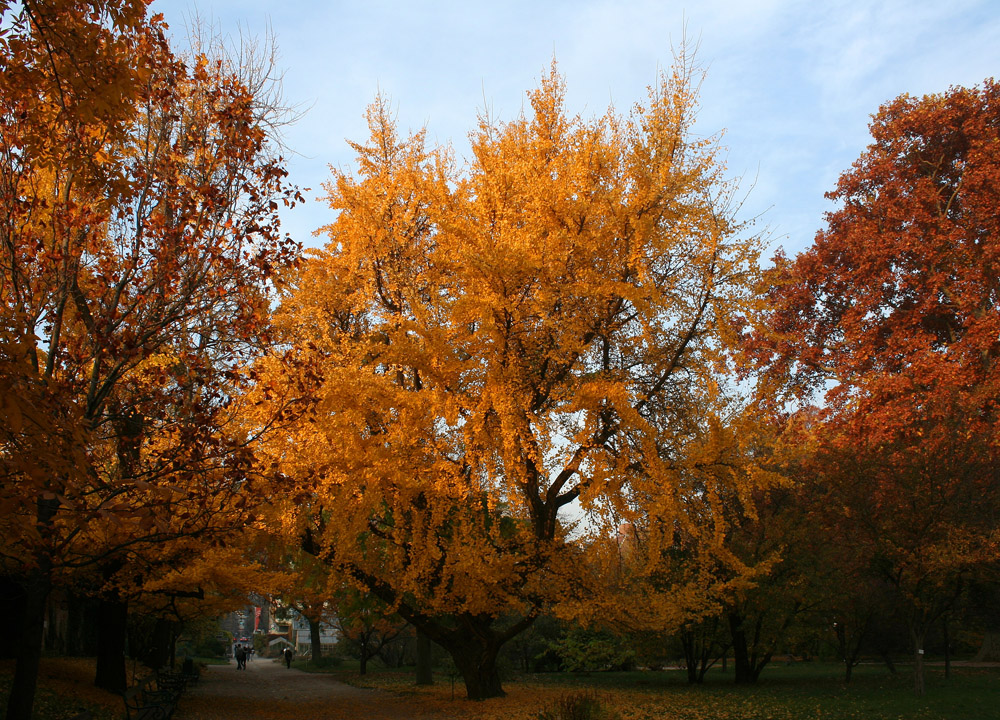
<box><xmin>261</xmin><ymin>53</ymin><xmax>765</xmax><ymax>699</ymax></box>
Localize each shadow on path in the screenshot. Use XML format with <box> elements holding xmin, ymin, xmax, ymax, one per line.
<box><xmin>175</xmin><ymin>657</ymin><xmax>434</xmax><ymax>719</ymax></box>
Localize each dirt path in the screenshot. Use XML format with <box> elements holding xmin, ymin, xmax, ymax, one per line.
<box><xmin>174</xmin><ymin>657</ymin><xmax>441</xmax><ymax>720</ymax></box>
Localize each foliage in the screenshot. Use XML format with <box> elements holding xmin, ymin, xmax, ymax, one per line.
<box><xmin>0</xmin><ymin>0</ymin><xmax>301</xmax><ymax>714</ymax></box>
<box><xmin>547</xmin><ymin>629</ymin><xmax>636</xmax><ymax>673</ymax></box>
<box><xmin>260</xmin><ymin>46</ymin><xmax>765</xmax><ymax>700</ymax></box>
<box><xmin>751</xmin><ymin>78</ymin><xmax>1000</xmax><ymax>695</ymax></box>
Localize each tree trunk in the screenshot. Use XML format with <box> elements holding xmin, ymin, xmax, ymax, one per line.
<box><xmin>94</xmin><ymin>595</ymin><xmax>128</xmax><ymax>694</ymax></box>
<box><xmin>4</xmin><ymin>567</ymin><xmax>51</xmax><ymax>720</ymax></box>
<box><xmin>878</xmin><ymin>648</ymin><xmax>897</xmax><ymax>674</ymax></box>
<box><xmin>942</xmin><ymin>617</ymin><xmax>950</xmax><ymax>680</ymax></box>
<box><xmin>448</xmin><ymin>637</ymin><xmax>504</xmax><ymax>700</ymax></box>
<box><xmin>309</xmin><ymin>616</ymin><xmax>322</xmax><ymax>664</ymax></box>
<box><xmin>912</xmin><ymin>629</ymin><xmax>926</xmax><ymax>697</ymax></box>
<box><xmin>416</xmin><ymin>629</ymin><xmax>433</xmax><ymax>685</ymax></box>
<box><xmin>357</xmin><ymin>633</ymin><xmax>371</xmax><ymax>675</ymax></box>
<box><xmin>681</xmin><ymin>631</ymin><xmax>699</xmax><ymax>684</ymax></box>
<box><xmin>729</xmin><ymin>612</ymin><xmax>753</xmax><ymax>684</ymax></box>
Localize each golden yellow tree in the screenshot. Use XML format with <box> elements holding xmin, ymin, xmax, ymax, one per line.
<box><xmin>265</xmin><ymin>55</ymin><xmax>763</xmax><ymax>699</ymax></box>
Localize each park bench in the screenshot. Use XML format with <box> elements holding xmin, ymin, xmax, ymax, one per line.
<box><xmin>153</xmin><ymin>668</ymin><xmax>188</xmax><ymax>697</ymax></box>
<box><xmin>142</xmin><ymin>675</ymin><xmax>183</xmax><ymax>716</ymax></box>
<box><xmin>122</xmin><ymin>683</ymin><xmax>170</xmax><ymax>720</ymax></box>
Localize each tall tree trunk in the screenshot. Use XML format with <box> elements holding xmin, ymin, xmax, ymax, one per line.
<box><xmin>6</xmin><ymin>496</ymin><xmax>59</xmax><ymax>720</ymax></box>
<box><xmin>416</xmin><ymin>629</ymin><xmax>433</xmax><ymax>685</ymax></box>
<box><xmin>942</xmin><ymin>617</ymin><xmax>951</xmax><ymax>680</ymax></box>
<box><xmin>95</xmin><ymin>595</ymin><xmax>128</xmax><ymax>694</ymax></box>
<box><xmin>911</xmin><ymin>628</ymin><xmax>926</xmax><ymax>697</ymax></box>
<box><xmin>729</xmin><ymin>612</ymin><xmax>753</xmax><ymax>684</ymax></box>
<box><xmin>309</xmin><ymin>616</ymin><xmax>322</xmax><ymax>664</ymax></box>
<box><xmin>4</xmin><ymin>565</ymin><xmax>52</xmax><ymax>720</ymax></box>
<box><xmin>681</xmin><ymin>631</ymin><xmax>699</xmax><ymax>684</ymax></box>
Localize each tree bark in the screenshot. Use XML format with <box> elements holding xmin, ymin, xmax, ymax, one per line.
<box><xmin>912</xmin><ymin>629</ymin><xmax>926</xmax><ymax>697</ymax></box>
<box><xmin>309</xmin><ymin>616</ymin><xmax>322</xmax><ymax>664</ymax></box>
<box><xmin>416</xmin><ymin>629</ymin><xmax>433</xmax><ymax>685</ymax></box>
<box><xmin>681</xmin><ymin>631</ymin><xmax>703</xmax><ymax>684</ymax></box>
<box><xmin>4</xmin><ymin>566</ymin><xmax>51</xmax><ymax>720</ymax></box>
<box><xmin>94</xmin><ymin>595</ymin><xmax>128</xmax><ymax>694</ymax></box>
<box><xmin>942</xmin><ymin>617</ymin><xmax>951</xmax><ymax>680</ymax></box>
<box><xmin>729</xmin><ymin>612</ymin><xmax>753</xmax><ymax>684</ymax></box>
<box><xmin>448</xmin><ymin>635</ymin><xmax>505</xmax><ymax>700</ymax></box>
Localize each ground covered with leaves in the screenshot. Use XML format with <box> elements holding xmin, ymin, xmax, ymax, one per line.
<box><xmin>4</xmin><ymin>656</ymin><xmax>1000</xmax><ymax>720</ymax></box>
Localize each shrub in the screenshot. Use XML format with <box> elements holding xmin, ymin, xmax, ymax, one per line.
<box><xmin>537</xmin><ymin>691</ymin><xmax>620</xmax><ymax>720</ymax></box>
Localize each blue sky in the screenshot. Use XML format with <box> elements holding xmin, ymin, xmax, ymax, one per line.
<box><xmin>153</xmin><ymin>0</ymin><xmax>1000</xmax><ymax>260</ymax></box>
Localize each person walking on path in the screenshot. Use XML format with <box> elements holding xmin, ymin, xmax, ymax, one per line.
<box><xmin>235</xmin><ymin>644</ymin><xmax>247</xmax><ymax>670</ymax></box>
<box><xmin>283</xmin><ymin>647</ymin><xmax>293</xmax><ymax>669</ymax></box>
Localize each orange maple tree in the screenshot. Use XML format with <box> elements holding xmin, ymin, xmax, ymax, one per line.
<box><xmin>0</xmin><ymin>2</ymin><xmax>300</xmax><ymax>716</ymax></box>
<box><xmin>752</xmin><ymin>80</ymin><xmax>1000</xmax><ymax>695</ymax></box>
<box><xmin>260</xmin><ymin>55</ymin><xmax>765</xmax><ymax>699</ymax></box>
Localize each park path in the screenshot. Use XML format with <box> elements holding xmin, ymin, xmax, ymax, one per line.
<box><xmin>173</xmin><ymin>656</ymin><xmax>442</xmax><ymax>720</ymax></box>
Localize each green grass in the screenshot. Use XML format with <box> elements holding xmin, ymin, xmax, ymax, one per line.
<box><xmin>328</xmin><ymin>660</ymin><xmax>1000</xmax><ymax>720</ymax></box>
<box><xmin>521</xmin><ymin>662</ymin><xmax>1000</xmax><ymax>720</ymax></box>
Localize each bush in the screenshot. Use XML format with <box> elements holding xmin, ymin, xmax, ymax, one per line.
<box><xmin>537</xmin><ymin>691</ymin><xmax>620</xmax><ymax>720</ymax></box>
<box><xmin>547</xmin><ymin>629</ymin><xmax>635</xmax><ymax>673</ymax></box>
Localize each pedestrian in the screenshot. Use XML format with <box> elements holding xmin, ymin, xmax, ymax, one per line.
<box><xmin>283</xmin><ymin>646</ymin><xmax>293</xmax><ymax>669</ymax></box>
<box><xmin>235</xmin><ymin>644</ymin><xmax>247</xmax><ymax>670</ymax></box>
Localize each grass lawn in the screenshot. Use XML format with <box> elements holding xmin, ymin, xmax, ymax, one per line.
<box><xmin>329</xmin><ymin>660</ymin><xmax>1000</xmax><ymax>720</ymax></box>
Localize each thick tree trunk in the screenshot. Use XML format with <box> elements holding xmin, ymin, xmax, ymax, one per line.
<box><xmin>416</xmin><ymin>630</ymin><xmax>433</xmax><ymax>685</ymax></box>
<box><xmin>4</xmin><ymin>567</ymin><xmax>51</xmax><ymax>720</ymax></box>
<box><xmin>95</xmin><ymin>595</ymin><xmax>128</xmax><ymax>694</ymax></box>
<box><xmin>449</xmin><ymin>637</ymin><xmax>504</xmax><ymax>700</ymax></box>
<box><xmin>309</xmin><ymin>616</ymin><xmax>322</xmax><ymax>664</ymax></box>
<box><xmin>729</xmin><ymin>612</ymin><xmax>753</xmax><ymax>684</ymax></box>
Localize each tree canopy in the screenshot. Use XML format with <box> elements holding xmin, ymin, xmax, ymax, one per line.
<box><xmin>258</xmin><ymin>56</ymin><xmax>767</xmax><ymax>699</ymax></box>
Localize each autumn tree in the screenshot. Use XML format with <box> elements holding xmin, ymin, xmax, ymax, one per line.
<box><xmin>0</xmin><ymin>2</ymin><xmax>300</xmax><ymax>716</ymax></box>
<box><xmin>752</xmin><ymin>80</ymin><xmax>1000</xmax><ymax>695</ymax></box>
<box><xmin>262</xmin><ymin>52</ymin><xmax>764</xmax><ymax>699</ymax></box>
